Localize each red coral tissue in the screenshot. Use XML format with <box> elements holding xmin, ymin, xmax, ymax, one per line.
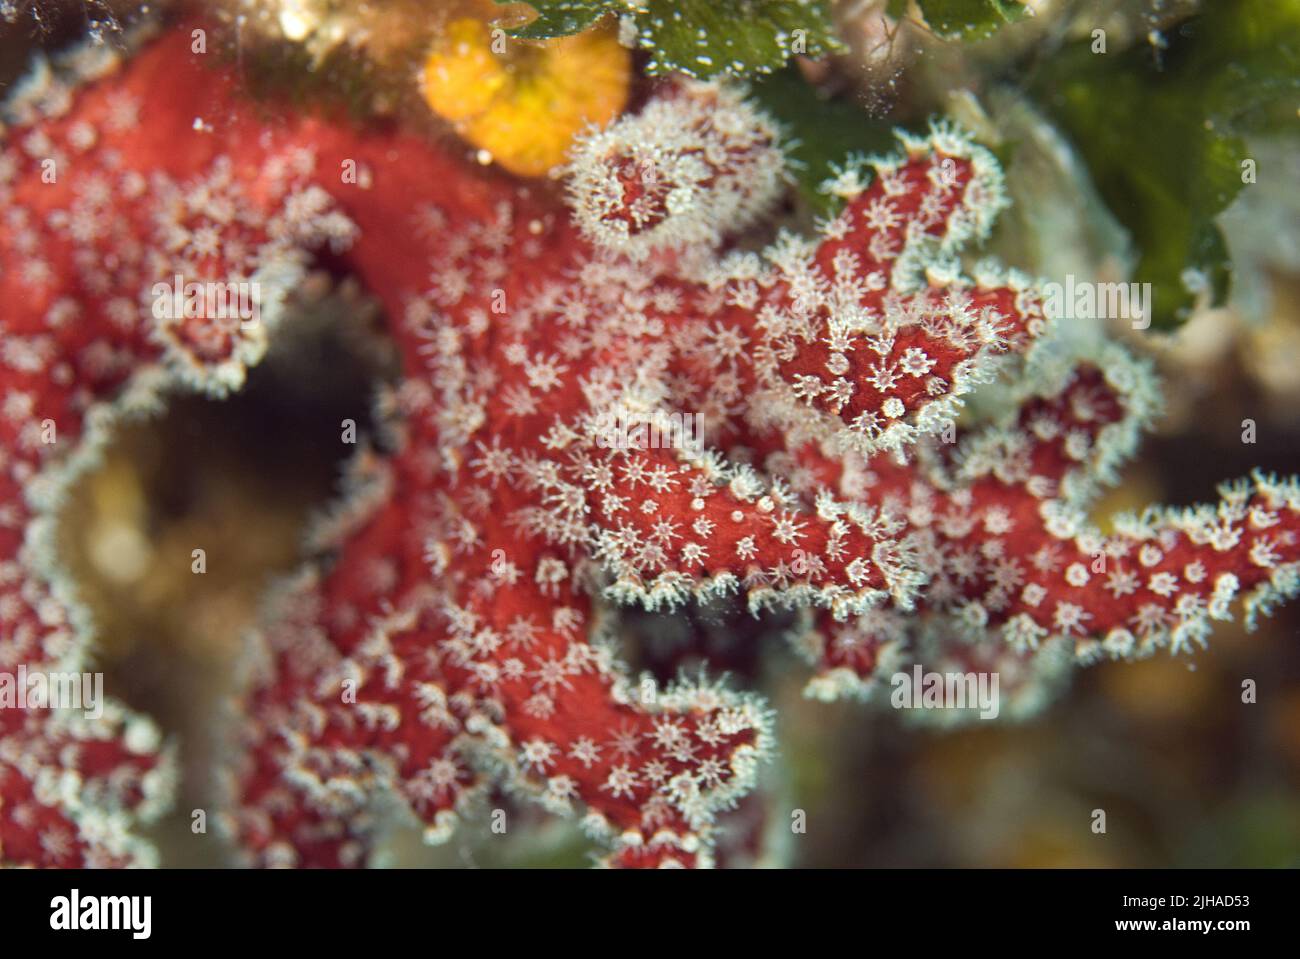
<box><xmin>1</xmin><ymin>21</ymin><xmax>1296</xmax><ymax>869</ymax></box>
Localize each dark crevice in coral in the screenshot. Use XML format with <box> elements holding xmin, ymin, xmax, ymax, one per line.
<box><xmin>55</xmin><ymin>280</ymin><xmax>395</xmax><ymax>865</ymax></box>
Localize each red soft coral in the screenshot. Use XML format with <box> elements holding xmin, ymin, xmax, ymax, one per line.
<box><xmin>1</xmin><ymin>21</ymin><xmax>1295</xmax><ymax>869</ymax></box>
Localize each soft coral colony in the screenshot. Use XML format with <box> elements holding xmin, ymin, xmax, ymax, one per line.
<box><xmin>1</xmin><ymin>19</ymin><xmax>1298</xmax><ymax>870</ymax></box>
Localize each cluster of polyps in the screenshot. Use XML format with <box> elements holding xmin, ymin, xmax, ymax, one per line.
<box><xmin>564</xmin><ymin>79</ymin><xmax>786</xmax><ymax>259</ymax></box>
<box><xmin>0</xmin><ymin>21</ymin><xmax>1295</xmax><ymax>869</ymax></box>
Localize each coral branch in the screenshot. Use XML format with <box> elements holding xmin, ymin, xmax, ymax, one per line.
<box><xmin>796</xmin><ymin>345</ymin><xmax>1300</xmax><ymax>707</ymax></box>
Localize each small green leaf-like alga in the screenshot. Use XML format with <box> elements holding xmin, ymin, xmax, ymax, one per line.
<box><xmin>500</xmin><ymin>0</ymin><xmax>843</xmax><ymax>78</ymax></box>
<box><xmin>1033</xmin><ymin>0</ymin><xmax>1300</xmax><ymax>329</ymax></box>
<box><xmin>750</xmin><ymin>68</ymin><xmax>899</xmax><ymax>215</ymax></box>
<box><xmin>899</xmin><ymin>0</ymin><xmax>1031</xmax><ymax>41</ymax></box>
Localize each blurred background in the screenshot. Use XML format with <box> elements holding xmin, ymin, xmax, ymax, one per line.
<box><xmin>3</xmin><ymin>0</ymin><xmax>1298</xmax><ymax>866</ymax></box>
